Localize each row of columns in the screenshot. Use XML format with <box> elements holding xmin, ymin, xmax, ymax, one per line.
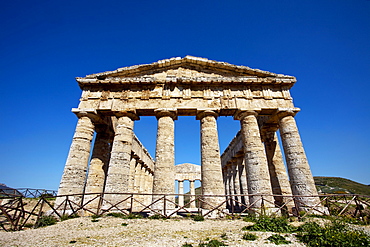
<box><xmin>57</xmin><ymin>108</ymin><xmax>319</xmax><ymax>214</ymax></box>
<box><xmin>55</xmin><ymin>112</ymin><xmax>154</xmax><ymax>212</ymax></box>
<box><xmin>222</xmin><ymin>110</ymin><xmax>320</xmax><ymax>212</ymax></box>
<box><xmin>56</xmin><ymin>109</ymin><xmax>226</xmax><ymax>213</ymax></box>
<box><xmin>176</xmin><ymin>180</ymin><xmax>197</xmax><ymax>208</ymax></box>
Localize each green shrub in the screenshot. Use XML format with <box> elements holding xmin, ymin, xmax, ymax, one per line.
<box><xmin>267</xmin><ymin>234</ymin><xmax>291</xmax><ymax>245</ymax></box>
<box><xmin>148</xmin><ymin>214</ymin><xmax>166</xmax><ymax>219</ymax></box>
<box><xmin>296</xmin><ymin>220</ymin><xmax>370</xmax><ymax>246</ymax></box>
<box><xmin>124</xmin><ymin>213</ymin><xmax>143</xmax><ymax>219</ymax></box>
<box><xmin>91</xmin><ymin>214</ymin><xmax>101</xmax><ymax>219</ymax></box>
<box><xmin>192</xmin><ymin>215</ymin><xmax>204</xmax><ymax>221</ymax></box>
<box><xmin>198</xmin><ymin>239</ymin><xmax>227</xmax><ymax>246</ymax></box>
<box><xmin>242</xmin><ymin>216</ymin><xmax>296</xmax><ymax>233</ymax></box>
<box><xmin>107</xmin><ymin>212</ymin><xmax>126</xmax><ymax>218</ymax></box>
<box><xmin>242</xmin><ymin>233</ymin><xmax>258</xmax><ymax>241</ymax></box>
<box><xmin>23</xmin><ymin>223</ymin><xmax>34</xmax><ymax>228</ymax></box>
<box><xmin>242</xmin><ymin>215</ymin><xmax>257</xmax><ymax>222</ymax></box>
<box><xmin>35</xmin><ymin>215</ymin><xmax>57</xmax><ymax>228</ymax></box>
<box><xmin>60</xmin><ymin>214</ymin><xmax>79</xmax><ymax>221</ymax></box>
<box><xmin>121</xmin><ymin>223</ymin><xmax>128</xmax><ymax>226</ymax></box>
<box><xmin>107</xmin><ymin>212</ymin><xmax>142</xmax><ymax>219</ymax></box>
<box><xmin>182</xmin><ymin>244</ymin><xmax>193</xmax><ymax>247</ymax></box>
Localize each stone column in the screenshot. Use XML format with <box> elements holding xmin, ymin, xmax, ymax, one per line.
<box><xmin>152</xmin><ymin>109</ymin><xmax>176</xmax><ymax>211</ymax></box>
<box><xmin>133</xmin><ymin>163</ymin><xmax>142</xmax><ymax>193</ymax></box>
<box><xmin>128</xmin><ymin>156</ymin><xmax>138</xmax><ymax>192</ymax></box>
<box><xmin>236</xmin><ymin>155</ymin><xmax>249</xmax><ymax>207</ymax></box>
<box><xmin>278</xmin><ymin>111</ymin><xmax>321</xmax><ymax>210</ymax></box>
<box><xmin>178</xmin><ymin>180</ymin><xmax>184</xmax><ymax>207</ymax></box>
<box><xmin>83</xmin><ymin>127</ymin><xmax>112</xmax><ymax>212</ymax></box>
<box><xmin>146</xmin><ymin>171</ymin><xmax>154</xmax><ymax>205</ymax></box>
<box><xmin>197</xmin><ymin>110</ymin><xmax>225</xmax><ymax>211</ymax></box>
<box><xmin>143</xmin><ymin>169</ymin><xmax>152</xmax><ymax>205</ymax></box>
<box><xmin>189</xmin><ymin>180</ymin><xmax>196</xmax><ymax>208</ymax></box>
<box><xmin>223</xmin><ymin>167</ymin><xmax>230</xmax><ymax>208</ymax></box>
<box><xmin>232</xmin><ymin>158</ymin><xmax>241</xmax><ymax>210</ymax></box>
<box><xmin>103</xmin><ymin>112</ymin><xmax>138</xmax><ymax>210</ymax></box>
<box><xmin>56</xmin><ymin>114</ymin><xmax>95</xmax><ymax>207</ymax></box>
<box><xmin>263</xmin><ymin>130</ymin><xmax>294</xmax><ymax>212</ymax></box>
<box><xmin>235</xmin><ymin>110</ymin><xmax>274</xmax><ymax>209</ymax></box>
<box><xmin>139</xmin><ymin>165</ymin><xmax>147</xmax><ymax>204</ymax></box>
<box><xmin>227</xmin><ymin>165</ymin><xmax>235</xmax><ymax>209</ymax></box>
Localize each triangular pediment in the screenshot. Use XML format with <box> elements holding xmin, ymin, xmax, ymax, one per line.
<box><xmin>76</xmin><ymin>56</ymin><xmax>295</xmax><ymax>86</ymax></box>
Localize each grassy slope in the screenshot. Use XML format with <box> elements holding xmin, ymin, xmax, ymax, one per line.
<box><xmin>314</xmin><ymin>176</ymin><xmax>370</xmax><ymax>196</ymax></box>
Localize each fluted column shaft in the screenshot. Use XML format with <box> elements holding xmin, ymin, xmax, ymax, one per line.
<box><xmin>189</xmin><ymin>180</ymin><xmax>196</xmax><ymax>208</ymax></box>
<box><xmin>279</xmin><ymin>114</ymin><xmax>320</xmax><ymax>209</ymax></box>
<box><xmin>56</xmin><ymin>115</ymin><xmax>95</xmax><ymax>206</ymax></box>
<box><xmin>237</xmin><ymin>156</ymin><xmax>249</xmax><ymax>206</ymax></box>
<box><xmin>264</xmin><ymin>131</ymin><xmax>294</xmax><ymax>211</ymax></box>
<box><xmin>84</xmin><ymin>129</ymin><xmax>112</xmax><ymax>210</ymax></box>
<box><xmin>152</xmin><ymin>109</ymin><xmax>176</xmax><ymax>210</ymax></box>
<box><xmin>128</xmin><ymin>157</ymin><xmax>137</xmax><ymax>192</ymax></box>
<box><xmin>178</xmin><ymin>180</ymin><xmax>184</xmax><ymax>207</ymax></box>
<box><xmin>103</xmin><ymin>113</ymin><xmax>137</xmax><ymax>209</ymax></box>
<box><xmin>232</xmin><ymin>159</ymin><xmax>241</xmax><ymax>208</ymax></box>
<box><xmin>237</xmin><ymin>111</ymin><xmax>274</xmax><ymax>208</ymax></box>
<box><xmin>198</xmin><ymin>110</ymin><xmax>225</xmax><ymax>210</ymax></box>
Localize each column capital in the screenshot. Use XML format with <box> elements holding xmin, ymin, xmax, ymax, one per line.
<box><xmin>234</xmin><ymin>109</ymin><xmax>260</xmax><ymax>120</ymax></box>
<box><xmin>196</xmin><ymin>109</ymin><xmax>218</xmax><ymax>120</ymax></box>
<box><xmin>113</xmin><ymin>110</ymin><xmax>140</xmax><ymax>121</ymax></box>
<box><xmin>72</xmin><ymin>108</ymin><xmax>101</xmax><ymax>121</ymax></box>
<box><xmin>154</xmin><ymin>108</ymin><xmax>177</xmax><ymax>120</ymax></box>
<box><xmin>276</xmin><ymin>108</ymin><xmax>300</xmax><ymax>119</ymax></box>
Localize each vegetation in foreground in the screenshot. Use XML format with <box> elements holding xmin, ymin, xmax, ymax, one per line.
<box><xmin>242</xmin><ymin>214</ymin><xmax>370</xmax><ymax>246</ymax></box>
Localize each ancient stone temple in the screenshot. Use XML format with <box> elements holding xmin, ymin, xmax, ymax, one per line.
<box><xmin>56</xmin><ymin>56</ymin><xmax>321</xmax><ymax>215</ymax></box>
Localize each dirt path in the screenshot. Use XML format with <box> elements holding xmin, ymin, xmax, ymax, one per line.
<box><xmin>0</xmin><ymin>217</ymin><xmax>305</xmax><ymax>246</ymax></box>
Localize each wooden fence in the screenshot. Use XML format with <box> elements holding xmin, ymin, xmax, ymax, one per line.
<box><xmin>1</xmin><ymin>192</ymin><xmax>369</xmax><ymax>231</ymax></box>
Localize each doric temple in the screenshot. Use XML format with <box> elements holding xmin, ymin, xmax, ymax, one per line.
<box><xmin>56</xmin><ymin>56</ymin><xmax>321</xmax><ymax>215</ymax></box>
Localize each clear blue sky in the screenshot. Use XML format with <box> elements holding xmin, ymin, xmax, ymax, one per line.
<box><xmin>1</xmin><ymin>0</ymin><xmax>369</xmax><ymax>190</ymax></box>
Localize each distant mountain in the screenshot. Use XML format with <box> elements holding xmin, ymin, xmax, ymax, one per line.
<box><xmin>314</xmin><ymin>176</ymin><xmax>370</xmax><ymax>196</ymax></box>
<box><xmin>0</xmin><ymin>183</ymin><xmax>23</xmax><ymax>196</ymax></box>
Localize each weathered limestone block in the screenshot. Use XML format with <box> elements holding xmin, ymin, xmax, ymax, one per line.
<box><xmin>264</xmin><ymin>131</ymin><xmax>294</xmax><ymax>212</ymax></box>
<box><xmin>278</xmin><ymin>113</ymin><xmax>321</xmax><ymax>210</ymax></box>
<box><xmin>103</xmin><ymin>113</ymin><xmax>138</xmax><ymax>210</ymax></box>
<box><xmin>197</xmin><ymin>110</ymin><xmax>225</xmax><ymax>210</ymax></box>
<box><xmin>152</xmin><ymin>109</ymin><xmax>176</xmax><ymax>211</ymax></box>
<box><xmin>237</xmin><ymin>110</ymin><xmax>274</xmax><ymax>209</ymax></box>
<box><xmin>56</xmin><ymin>115</ymin><xmax>95</xmax><ymax>207</ymax></box>
<box><xmin>84</xmin><ymin>129</ymin><xmax>112</xmax><ymax>212</ymax></box>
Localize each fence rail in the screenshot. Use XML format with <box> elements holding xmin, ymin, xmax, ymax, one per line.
<box><xmin>0</xmin><ymin>188</ymin><xmax>57</xmax><ymax>198</ymax></box>
<box><xmin>1</xmin><ymin>192</ymin><xmax>369</xmax><ymax>231</ymax></box>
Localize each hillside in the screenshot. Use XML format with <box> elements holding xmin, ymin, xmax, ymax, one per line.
<box><xmin>314</xmin><ymin>176</ymin><xmax>370</xmax><ymax>196</ymax></box>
